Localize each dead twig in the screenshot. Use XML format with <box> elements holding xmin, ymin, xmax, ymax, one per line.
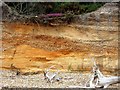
<box><xmin>10</xmin><ymin>64</ymin><xmax>21</xmax><ymax>75</ymax></box>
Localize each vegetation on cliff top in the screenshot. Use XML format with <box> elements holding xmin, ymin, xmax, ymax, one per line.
<box><xmin>5</xmin><ymin>2</ymin><xmax>105</xmax><ymax>15</ymax></box>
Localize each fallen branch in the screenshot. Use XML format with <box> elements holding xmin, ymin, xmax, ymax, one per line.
<box><xmin>87</xmin><ymin>59</ymin><xmax>120</xmax><ymax>88</ymax></box>
<box><xmin>68</xmin><ymin>58</ymin><xmax>120</xmax><ymax>88</ymax></box>
<box><xmin>43</xmin><ymin>66</ymin><xmax>62</xmax><ymax>83</ymax></box>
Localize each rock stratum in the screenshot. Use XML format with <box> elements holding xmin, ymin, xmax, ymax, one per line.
<box><xmin>1</xmin><ymin>3</ymin><xmax>119</xmax><ymax>75</ymax></box>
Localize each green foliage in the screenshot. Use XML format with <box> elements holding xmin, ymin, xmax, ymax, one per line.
<box><xmin>51</xmin><ymin>2</ymin><xmax>105</xmax><ymax>14</ymax></box>
<box><xmin>6</xmin><ymin>2</ymin><xmax>105</xmax><ymax>15</ymax></box>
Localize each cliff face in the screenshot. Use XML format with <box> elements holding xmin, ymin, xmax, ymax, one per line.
<box><xmin>74</xmin><ymin>3</ymin><xmax>118</xmax><ymax>26</ymax></box>
<box><xmin>2</xmin><ymin>44</ymin><xmax>118</xmax><ymax>73</ymax></box>
<box><xmin>1</xmin><ymin>3</ymin><xmax>119</xmax><ymax>74</ymax></box>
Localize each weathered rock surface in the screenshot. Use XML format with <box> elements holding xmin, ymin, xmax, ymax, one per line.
<box><xmin>1</xmin><ymin>44</ymin><xmax>118</xmax><ymax>74</ymax></box>
<box><xmin>1</xmin><ymin>2</ymin><xmax>119</xmax><ymax>75</ymax></box>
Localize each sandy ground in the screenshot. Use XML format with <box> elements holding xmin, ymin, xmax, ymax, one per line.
<box><xmin>1</xmin><ymin>70</ymin><xmax>119</xmax><ymax>88</ymax></box>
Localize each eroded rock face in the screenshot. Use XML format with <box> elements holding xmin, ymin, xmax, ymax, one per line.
<box><xmin>1</xmin><ymin>45</ymin><xmax>118</xmax><ymax>74</ymax></box>
<box><xmin>1</xmin><ymin>21</ymin><xmax>118</xmax><ymax>73</ymax></box>
<box><xmin>74</xmin><ymin>3</ymin><xmax>118</xmax><ymax>26</ymax></box>
<box><xmin>1</xmin><ymin>2</ymin><xmax>119</xmax><ymax>74</ymax></box>
<box><xmin>97</xmin><ymin>3</ymin><xmax>118</xmax><ymax>15</ymax></box>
